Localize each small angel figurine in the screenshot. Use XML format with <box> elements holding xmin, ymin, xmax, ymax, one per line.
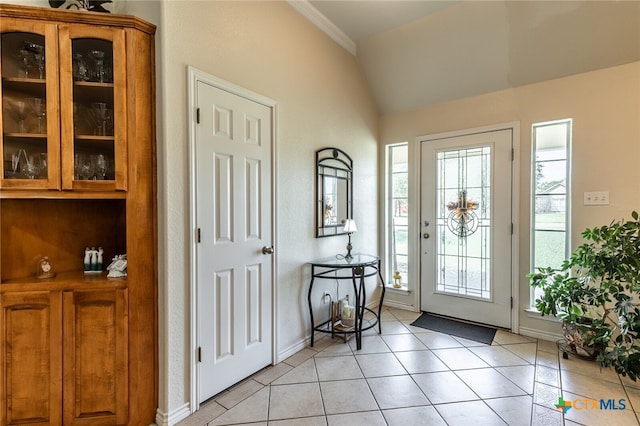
<box><xmin>84</xmin><ymin>247</ymin><xmax>102</xmax><ymax>273</ymax></box>
<box><xmin>90</xmin><ymin>247</ymin><xmax>98</xmax><ymax>269</ymax></box>
<box><xmin>97</xmin><ymin>247</ymin><xmax>104</xmax><ymax>270</ymax></box>
<box><xmin>84</xmin><ymin>247</ymin><xmax>92</xmax><ymax>271</ymax></box>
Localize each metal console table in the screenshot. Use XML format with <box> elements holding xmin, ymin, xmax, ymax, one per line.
<box><xmin>307</xmin><ymin>253</ymin><xmax>386</xmax><ymax>350</ymax></box>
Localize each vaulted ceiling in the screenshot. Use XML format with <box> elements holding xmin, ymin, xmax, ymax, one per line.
<box><xmin>294</xmin><ymin>1</ymin><xmax>640</xmax><ymax>114</ymax></box>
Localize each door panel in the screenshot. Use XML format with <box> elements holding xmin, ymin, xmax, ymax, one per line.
<box><xmin>1</xmin><ymin>291</ymin><xmax>62</xmax><ymax>426</ymax></box>
<box><xmin>196</xmin><ymin>81</ymin><xmax>273</xmax><ymax>402</ymax></box>
<box><xmin>214</xmin><ymin>153</ymin><xmax>233</xmax><ymax>243</ymax></box>
<box><xmin>421</xmin><ymin>129</ymin><xmax>512</xmax><ymax>328</ymax></box>
<box><xmin>63</xmin><ymin>289</ymin><xmax>128</xmax><ymax>425</ymax></box>
<box><xmin>245</xmin><ymin>158</ymin><xmax>261</xmax><ymax>239</ymax></box>
<box><xmin>246</xmin><ymin>263</ymin><xmax>262</xmax><ymax>345</ymax></box>
<box><xmin>214</xmin><ymin>269</ymin><xmax>233</xmax><ymax>360</ymax></box>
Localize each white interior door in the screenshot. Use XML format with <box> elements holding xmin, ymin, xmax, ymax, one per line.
<box><xmin>195</xmin><ymin>81</ymin><xmax>273</xmax><ymax>402</ymax></box>
<box><xmin>420</xmin><ymin>129</ymin><xmax>513</xmax><ymax>329</ymax></box>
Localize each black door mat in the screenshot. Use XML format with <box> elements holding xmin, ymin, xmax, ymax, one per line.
<box><xmin>410</xmin><ymin>312</ymin><xmax>497</xmax><ymax>345</ymax></box>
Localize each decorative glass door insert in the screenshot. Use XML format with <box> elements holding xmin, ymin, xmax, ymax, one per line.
<box><xmin>1</xmin><ymin>23</ymin><xmax>59</xmax><ymax>190</ymax></box>
<box><xmin>436</xmin><ymin>146</ymin><xmax>491</xmax><ymax>299</ymax></box>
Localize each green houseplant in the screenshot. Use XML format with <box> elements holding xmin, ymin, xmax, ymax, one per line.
<box><xmin>49</xmin><ymin>0</ymin><xmax>112</xmax><ymax>13</ymax></box>
<box><xmin>529</xmin><ymin>211</ymin><xmax>640</xmax><ymax>381</ymax></box>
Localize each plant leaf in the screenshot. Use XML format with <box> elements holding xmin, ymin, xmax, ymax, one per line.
<box><xmin>88</xmin><ymin>0</ymin><xmax>112</xmax><ymax>8</ymax></box>
<box><xmin>88</xmin><ymin>5</ymin><xmax>111</xmax><ymax>13</ymax></box>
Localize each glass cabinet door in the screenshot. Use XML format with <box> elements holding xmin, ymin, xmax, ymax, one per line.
<box><xmin>0</xmin><ymin>20</ymin><xmax>60</xmax><ymax>190</ymax></box>
<box><xmin>59</xmin><ymin>24</ymin><xmax>126</xmax><ymax>191</ymax></box>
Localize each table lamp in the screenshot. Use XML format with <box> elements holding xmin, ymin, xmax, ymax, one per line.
<box><xmin>343</xmin><ymin>219</ymin><xmax>357</xmax><ymax>260</ymax></box>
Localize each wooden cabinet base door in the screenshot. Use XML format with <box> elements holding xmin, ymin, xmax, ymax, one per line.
<box><xmin>1</xmin><ymin>292</ymin><xmax>62</xmax><ymax>426</ymax></box>
<box><xmin>63</xmin><ymin>289</ymin><xmax>128</xmax><ymax>426</ymax></box>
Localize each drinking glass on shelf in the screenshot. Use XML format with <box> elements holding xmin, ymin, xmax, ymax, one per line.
<box><xmin>106</xmin><ymin>108</ymin><xmax>114</xmax><ymax>134</ymax></box>
<box><xmin>8</xmin><ymin>149</ymin><xmax>23</xmax><ymax>178</ymax></box>
<box><xmin>78</xmin><ymin>154</ymin><xmax>94</xmax><ymax>180</ymax></box>
<box><xmin>31</xmin><ymin>98</ymin><xmax>46</xmax><ymax>134</ymax></box>
<box><xmin>21</xmin><ymin>154</ymin><xmax>39</xmax><ymax>179</ymax></box>
<box><xmin>89</xmin><ymin>50</ymin><xmax>105</xmax><ymax>83</ymax></box>
<box><xmin>95</xmin><ymin>154</ymin><xmax>108</xmax><ymax>180</ymax></box>
<box><xmin>74</xmin><ymin>153</ymin><xmax>80</xmax><ymax>180</ymax></box>
<box><xmin>91</xmin><ymin>102</ymin><xmax>109</xmax><ymax>136</ymax></box>
<box><xmin>105</xmin><ymin>61</ymin><xmax>113</xmax><ymax>83</ymax></box>
<box><xmin>34</xmin><ymin>51</ymin><xmax>45</xmax><ymax>79</ymax></box>
<box><xmin>24</xmin><ymin>42</ymin><xmax>45</xmax><ymax>79</ymax></box>
<box><xmin>17</xmin><ymin>48</ymin><xmax>30</xmax><ymax>78</ymax></box>
<box><xmin>13</xmin><ymin>100</ymin><xmax>27</xmax><ymax>132</ymax></box>
<box><xmin>72</xmin><ymin>53</ymin><xmax>89</xmax><ymax>81</ymax></box>
<box><xmin>38</xmin><ymin>153</ymin><xmax>48</xmax><ymax>179</ymax></box>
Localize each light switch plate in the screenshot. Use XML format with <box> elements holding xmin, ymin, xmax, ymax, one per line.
<box><xmin>584</xmin><ymin>191</ymin><xmax>609</xmax><ymax>205</ymax></box>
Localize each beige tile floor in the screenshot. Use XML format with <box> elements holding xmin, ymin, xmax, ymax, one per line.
<box><xmin>178</xmin><ymin>307</ymin><xmax>640</xmax><ymax>426</ymax></box>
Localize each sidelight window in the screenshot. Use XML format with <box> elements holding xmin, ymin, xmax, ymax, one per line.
<box><xmin>386</xmin><ymin>143</ymin><xmax>408</xmax><ymax>289</ymax></box>
<box><xmin>531</xmin><ymin>119</ymin><xmax>571</xmax><ymax>307</ymax></box>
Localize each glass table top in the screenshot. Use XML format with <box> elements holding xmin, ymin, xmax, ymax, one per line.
<box><xmin>308</xmin><ymin>253</ymin><xmax>379</xmax><ymax>268</ymax></box>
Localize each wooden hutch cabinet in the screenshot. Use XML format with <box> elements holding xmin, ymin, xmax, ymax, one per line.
<box><xmin>0</xmin><ymin>4</ymin><xmax>157</xmax><ymax>425</ymax></box>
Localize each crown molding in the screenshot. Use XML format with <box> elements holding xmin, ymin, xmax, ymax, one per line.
<box><xmin>287</xmin><ymin>0</ymin><xmax>357</xmax><ymax>55</ymax></box>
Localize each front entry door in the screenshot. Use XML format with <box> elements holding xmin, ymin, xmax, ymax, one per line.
<box><xmin>420</xmin><ymin>129</ymin><xmax>513</xmax><ymax>329</ymax></box>
<box><xmin>195</xmin><ymin>80</ymin><xmax>273</xmax><ymax>402</ymax></box>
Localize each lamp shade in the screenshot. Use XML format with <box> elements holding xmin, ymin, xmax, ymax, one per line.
<box><xmin>343</xmin><ymin>219</ymin><xmax>358</xmax><ymax>233</ymax></box>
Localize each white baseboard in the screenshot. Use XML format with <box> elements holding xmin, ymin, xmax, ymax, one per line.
<box><xmin>383</xmin><ymin>299</ymin><xmax>418</xmax><ymax>311</ymax></box>
<box><xmin>155</xmin><ymin>403</ymin><xmax>191</xmax><ymax>426</ymax></box>
<box><xmin>518</xmin><ymin>326</ymin><xmax>563</xmax><ymax>343</ymax></box>
<box><xmin>277</xmin><ymin>337</ymin><xmax>309</xmax><ymax>364</ymax></box>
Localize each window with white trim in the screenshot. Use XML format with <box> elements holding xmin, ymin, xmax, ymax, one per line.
<box><xmin>386</xmin><ymin>143</ymin><xmax>408</xmax><ymax>289</ymax></box>
<box><xmin>531</xmin><ymin>119</ymin><xmax>571</xmax><ymax>306</ymax></box>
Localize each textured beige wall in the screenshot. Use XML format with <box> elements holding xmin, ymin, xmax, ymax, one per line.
<box><xmin>158</xmin><ymin>0</ymin><xmax>379</xmax><ymax>417</ymax></box>
<box><xmin>380</xmin><ymin>61</ymin><xmax>640</xmax><ymax>336</ymax></box>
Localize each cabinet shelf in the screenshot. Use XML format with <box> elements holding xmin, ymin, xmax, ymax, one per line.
<box><xmin>3</xmin><ymin>76</ymin><xmax>46</xmax><ymax>84</ymax></box>
<box><xmin>0</xmin><ymin>270</ymin><xmax>127</xmax><ymax>292</ymax></box>
<box><xmin>3</xmin><ymin>131</ymin><xmax>47</xmax><ymax>138</ymax></box>
<box><xmin>75</xmin><ymin>135</ymin><xmax>115</xmax><ymax>143</ymax></box>
<box><xmin>2</xmin><ymin>76</ymin><xmax>46</xmax><ymax>87</ymax></box>
<box><xmin>73</xmin><ymin>81</ymin><xmax>114</xmax><ymax>104</ymax></box>
<box><xmin>74</xmin><ymin>81</ymin><xmax>114</xmax><ymax>89</ymax></box>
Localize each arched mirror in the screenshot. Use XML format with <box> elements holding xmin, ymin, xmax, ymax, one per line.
<box><xmin>316</xmin><ymin>148</ymin><xmax>353</xmax><ymax>237</ymax></box>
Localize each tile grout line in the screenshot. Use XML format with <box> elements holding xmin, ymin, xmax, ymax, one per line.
<box><xmin>186</xmin><ymin>308</ymin><xmax>636</xmax><ymax>426</ymax></box>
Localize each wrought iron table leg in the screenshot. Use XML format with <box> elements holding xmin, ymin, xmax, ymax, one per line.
<box><xmin>351</xmin><ymin>269</ymin><xmax>361</xmax><ymax>350</ymax></box>
<box><xmin>377</xmin><ymin>266</ymin><xmax>386</xmax><ymax>334</ymax></box>
<box><xmin>308</xmin><ymin>274</ymin><xmax>315</xmax><ymax>347</ymax></box>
